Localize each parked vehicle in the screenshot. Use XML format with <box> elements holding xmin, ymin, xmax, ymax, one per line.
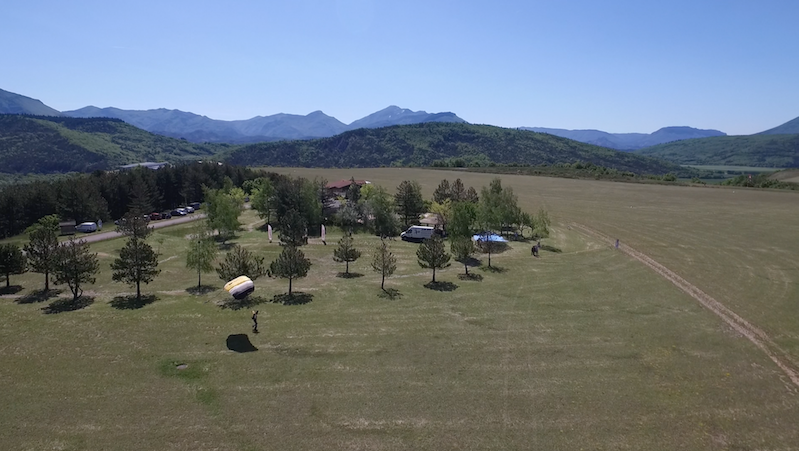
<box><xmin>189</xmin><ymin>202</ymin><xmax>201</xmax><ymax>210</ymax></box>
<box><xmin>400</xmin><ymin>226</ymin><xmax>436</xmax><ymax>242</ymax></box>
<box><xmin>171</xmin><ymin>208</ymin><xmax>187</xmax><ymax>216</ymax></box>
<box><xmin>161</xmin><ymin>211</ymin><xmax>172</xmax><ymax>219</ymax></box>
<box><xmin>149</xmin><ymin>212</ymin><xmax>162</xmax><ymax>221</ymax></box>
<box><xmin>184</xmin><ymin>206</ymin><xmax>195</xmax><ymax>213</ymax></box>
<box><xmin>76</xmin><ymin>222</ymin><xmax>98</xmax><ymax>233</ymax></box>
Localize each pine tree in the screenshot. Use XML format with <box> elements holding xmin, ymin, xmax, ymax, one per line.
<box><xmin>416</xmin><ymin>235</ymin><xmax>451</xmax><ymax>283</ymax></box>
<box><xmin>433</xmin><ymin>179</ymin><xmax>452</xmax><ymax>204</ymax></box>
<box><xmin>0</xmin><ymin>243</ymin><xmax>27</xmax><ymax>288</ymax></box>
<box><xmin>24</xmin><ymin>215</ymin><xmax>60</xmax><ymax>291</ymax></box>
<box><xmin>279</xmin><ymin>209</ymin><xmax>308</xmax><ymax>247</ymax></box>
<box><xmin>332</xmin><ymin>234</ymin><xmax>361</xmax><ymax>274</ymax></box>
<box><xmin>269</xmin><ymin>246</ymin><xmax>311</xmax><ymax>296</ymax></box>
<box><xmin>111</xmin><ymin>235</ymin><xmax>161</xmax><ymax>302</ymax></box>
<box><xmin>217</xmin><ymin>245</ymin><xmax>266</xmax><ymax>282</ymax></box>
<box><xmin>371</xmin><ymin>239</ymin><xmax>397</xmax><ymax>291</ymax></box>
<box><xmin>186</xmin><ymin>224</ymin><xmax>218</xmax><ymax>289</ymax></box>
<box><xmin>53</xmin><ymin>238</ymin><xmax>99</xmax><ymax>301</ymax></box>
<box><xmin>451</xmin><ymin>236</ymin><xmax>476</xmax><ymax>275</ymax></box>
<box><xmin>394</xmin><ymin>180</ymin><xmax>425</xmax><ymax>228</ymax></box>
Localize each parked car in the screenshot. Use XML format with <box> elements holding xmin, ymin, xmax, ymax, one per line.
<box><xmin>184</xmin><ymin>206</ymin><xmax>195</xmax><ymax>213</ymax></box>
<box><xmin>76</xmin><ymin>222</ymin><xmax>98</xmax><ymax>233</ymax></box>
<box><xmin>161</xmin><ymin>211</ymin><xmax>172</xmax><ymax>219</ymax></box>
<box><xmin>189</xmin><ymin>202</ymin><xmax>201</xmax><ymax>210</ymax></box>
<box><xmin>171</xmin><ymin>208</ymin><xmax>187</xmax><ymax>216</ymax></box>
<box><xmin>149</xmin><ymin>212</ymin><xmax>162</xmax><ymax>221</ymax></box>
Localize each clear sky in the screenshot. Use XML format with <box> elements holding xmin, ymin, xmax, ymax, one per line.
<box><xmin>2</xmin><ymin>0</ymin><xmax>797</xmax><ymax>135</ymax></box>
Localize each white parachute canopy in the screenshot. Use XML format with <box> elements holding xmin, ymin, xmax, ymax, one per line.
<box><xmin>224</xmin><ymin>276</ymin><xmax>255</xmax><ymax>300</ymax></box>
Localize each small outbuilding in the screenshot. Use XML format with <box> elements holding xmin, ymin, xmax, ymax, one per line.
<box><xmin>59</xmin><ymin>220</ymin><xmax>76</xmax><ymax>236</ymax></box>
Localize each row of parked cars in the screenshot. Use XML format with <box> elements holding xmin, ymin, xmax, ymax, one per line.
<box><xmin>149</xmin><ymin>202</ymin><xmax>201</xmax><ymax>221</ymax></box>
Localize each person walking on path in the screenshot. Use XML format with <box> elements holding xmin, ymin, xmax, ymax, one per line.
<box><xmin>252</xmin><ymin>310</ymin><xmax>259</xmax><ymax>333</ymax></box>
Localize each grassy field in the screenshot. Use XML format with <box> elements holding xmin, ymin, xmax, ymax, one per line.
<box><xmin>2</xmin><ymin>168</ymin><xmax>799</xmax><ymax>450</ymax></box>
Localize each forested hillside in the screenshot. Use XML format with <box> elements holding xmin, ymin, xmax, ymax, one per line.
<box><xmin>634</xmin><ymin>134</ymin><xmax>799</xmax><ymax>168</ymax></box>
<box><xmin>0</xmin><ymin>115</ymin><xmax>228</xmax><ymax>174</ymax></box>
<box><xmin>225</xmin><ymin>123</ymin><xmax>682</xmax><ymax>174</ymax></box>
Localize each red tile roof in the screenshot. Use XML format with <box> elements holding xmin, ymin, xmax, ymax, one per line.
<box><xmin>325</xmin><ymin>180</ymin><xmax>368</xmax><ymax>189</ymax></box>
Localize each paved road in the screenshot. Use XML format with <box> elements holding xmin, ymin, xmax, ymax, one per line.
<box><xmin>73</xmin><ymin>213</ymin><xmax>206</xmax><ymax>244</ymax></box>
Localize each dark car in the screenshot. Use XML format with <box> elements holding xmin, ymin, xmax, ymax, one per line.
<box><xmin>161</xmin><ymin>211</ymin><xmax>172</xmax><ymax>219</ymax></box>
<box><xmin>189</xmin><ymin>202</ymin><xmax>201</xmax><ymax>210</ymax></box>
<box><xmin>170</xmin><ymin>209</ymin><xmax>184</xmax><ymax>217</ymax></box>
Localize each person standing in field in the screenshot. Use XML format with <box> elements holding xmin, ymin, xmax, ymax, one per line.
<box><xmin>252</xmin><ymin>310</ymin><xmax>259</xmax><ymax>333</ymax></box>
<box><xmin>615</xmin><ymin>239</ymin><xmax>619</xmax><ymax>249</ymax></box>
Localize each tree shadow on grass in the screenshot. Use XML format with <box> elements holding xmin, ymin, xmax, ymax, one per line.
<box><xmin>377</xmin><ymin>288</ymin><xmax>403</xmax><ymax>300</ymax></box>
<box><xmin>271</xmin><ymin>292</ymin><xmax>313</xmax><ymax>306</ymax></box>
<box><xmin>42</xmin><ymin>296</ymin><xmax>95</xmax><ymax>314</ymax></box>
<box><xmin>0</xmin><ymin>285</ymin><xmax>23</xmax><ymax>295</ymax></box>
<box><xmin>480</xmin><ymin>265</ymin><xmax>508</xmax><ymax>274</ymax></box>
<box><xmin>16</xmin><ymin>289</ymin><xmax>63</xmax><ymax>304</ymax></box>
<box><xmin>336</xmin><ymin>272</ymin><xmax>364</xmax><ymax>279</ymax></box>
<box><xmin>186</xmin><ymin>285</ymin><xmax>219</xmax><ymax>295</ymax></box>
<box><xmin>457</xmin><ymin>273</ymin><xmax>484</xmax><ymax>282</ymax></box>
<box><xmin>218</xmin><ymin>295</ymin><xmax>269</xmax><ymax>310</ymax></box>
<box><xmin>110</xmin><ymin>294</ymin><xmax>158</xmax><ymax>310</ymax></box>
<box><xmin>541</xmin><ymin>244</ymin><xmax>562</xmax><ymax>253</ymax></box>
<box><xmin>424</xmin><ymin>281</ymin><xmax>459</xmax><ymax>292</ymax></box>
<box><xmin>226</xmin><ymin>334</ymin><xmax>258</xmax><ymax>353</ymax></box>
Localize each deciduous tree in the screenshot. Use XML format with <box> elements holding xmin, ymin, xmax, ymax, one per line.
<box><xmin>279</xmin><ymin>209</ymin><xmax>308</xmax><ymax>247</ymax></box>
<box><xmin>186</xmin><ymin>223</ymin><xmax>218</xmax><ymax>289</ymax></box>
<box><xmin>451</xmin><ymin>236</ymin><xmax>476</xmax><ymax>275</ymax></box>
<box><xmin>111</xmin><ymin>233</ymin><xmax>161</xmax><ymax>303</ymax></box>
<box><xmin>371</xmin><ymin>239</ymin><xmax>397</xmax><ymax>291</ymax></box>
<box><xmin>0</xmin><ymin>243</ymin><xmax>27</xmax><ymax>288</ymax></box>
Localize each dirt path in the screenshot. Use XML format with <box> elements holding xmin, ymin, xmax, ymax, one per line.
<box><xmin>572</xmin><ymin>222</ymin><xmax>799</xmax><ymax>390</ymax></box>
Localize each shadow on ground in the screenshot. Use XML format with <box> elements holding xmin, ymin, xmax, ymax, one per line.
<box><xmin>0</xmin><ymin>285</ymin><xmax>23</xmax><ymax>295</ymax></box>
<box><xmin>218</xmin><ymin>295</ymin><xmax>268</xmax><ymax>310</ymax></box>
<box><xmin>377</xmin><ymin>288</ymin><xmax>403</xmax><ymax>300</ymax></box>
<box><xmin>271</xmin><ymin>292</ymin><xmax>313</xmax><ymax>306</ymax></box>
<box><xmin>336</xmin><ymin>272</ymin><xmax>364</xmax><ymax>279</ymax></box>
<box><xmin>42</xmin><ymin>296</ymin><xmax>95</xmax><ymax>314</ymax></box>
<box><xmin>16</xmin><ymin>289</ymin><xmax>63</xmax><ymax>304</ymax></box>
<box><xmin>424</xmin><ymin>281</ymin><xmax>459</xmax><ymax>292</ymax></box>
<box><xmin>186</xmin><ymin>285</ymin><xmax>219</xmax><ymax>295</ymax></box>
<box><xmin>110</xmin><ymin>294</ymin><xmax>158</xmax><ymax>310</ymax></box>
<box><xmin>457</xmin><ymin>273</ymin><xmax>484</xmax><ymax>281</ymax></box>
<box><xmin>226</xmin><ymin>334</ymin><xmax>258</xmax><ymax>352</ymax></box>
<box><xmin>480</xmin><ymin>265</ymin><xmax>508</xmax><ymax>273</ymax></box>
<box><xmin>541</xmin><ymin>244</ymin><xmax>562</xmax><ymax>253</ymax></box>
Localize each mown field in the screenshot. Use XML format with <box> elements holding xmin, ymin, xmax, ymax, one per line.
<box><xmin>2</xmin><ymin>168</ymin><xmax>799</xmax><ymax>450</ymax></box>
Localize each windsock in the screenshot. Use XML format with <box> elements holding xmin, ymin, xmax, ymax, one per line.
<box><xmin>267</xmin><ymin>224</ymin><xmax>273</xmax><ymax>243</ymax></box>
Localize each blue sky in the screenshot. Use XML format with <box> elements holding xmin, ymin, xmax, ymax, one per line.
<box><xmin>2</xmin><ymin>0</ymin><xmax>797</xmax><ymax>134</ymax></box>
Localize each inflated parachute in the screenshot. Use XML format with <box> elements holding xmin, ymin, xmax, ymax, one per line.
<box><xmin>224</xmin><ymin>276</ymin><xmax>255</xmax><ymax>299</ymax></box>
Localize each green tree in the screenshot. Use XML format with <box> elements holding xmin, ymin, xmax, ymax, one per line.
<box><xmin>204</xmin><ymin>187</ymin><xmax>242</xmax><ymax>243</ymax></box>
<box><xmin>0</xmin><ymin>243</ymin><xmax>27</xmax><ymax>288</ymax></box>
<box><xmin>217</xmin><ymin>245</ymin><xmax>266</xmax><ymax>282</ymax></box>
<box><xmin>111</xmin><ymin>234</ymin><xmax>161</xmax><ymax>303</ymax></box>
<box><xmin>117</xmin><ymin>212</ymin><xmax>153</xmax><ymax>240</ymax></box>
<box><xmin>371</xmin><ymin>239</ymin><xmax>397</xmax><ymax>291</ymax></box>
<box><xmin>533</xmin><ymin>208</ymin><xmax>551</xmax><ymax>239</ymax></box>
<box><xmin>24</xmin><ymin>215</ymin><xmax>60</xmax><ymax>291</ymax></box>
<box><xmin>367</xmin><ymin>185</ymin><xmax>401</xmax><ymax>238</ymax></box>
<box><xmin>450</xmin><ymin>178</ymin><xmax>466</xmax><ymax>202</ymax></box>
<box><xmin>247</xmin><ymin>177</ymin><xmax>276</xmax><ymax>223</ymax></box>
<box><xmin>279</xmin><ymin>209</ymin><xmax>308</xmax><ymax>247</ymax></box>
<box><xmin>53</xmin><ymin>238</ymin><xmax>99</xmax><ymax>301</ymax></box>
<box><xmin>451</xmin><ymin>236</ymin><xmax>476</xmax><ymax>275</ymax></box>
<box><xmin>333</xmin><ymin>234</ymin><xmax>361</xmax><ymax>275</ymax></box>
<box><xmin>433</xmin><ymin>179</ymin><xmax>451</xmax><ymax>204</ymax></box>
<box><xmin>186</xmin><ymin>223</ymin><xmax>218</xmax><ymax>289</ymax></box>
<box><xmin>416</xmin><ymin>235</ymin><xmax>451</xmax><ymax>283</ymax></box>
<box><xmin>394</xmin><ymin>180</ymin><xmax>425</xmax><ymax>228</ymax></box>
<box><xmin>269</xmin><ymin>246</ymin><xmax>311</xmax><ymax>296</ymax></box>
<box><xmin>449</xmin><ymin>201</ymin><xmax>477</xmax><ymax>239</ymax></box>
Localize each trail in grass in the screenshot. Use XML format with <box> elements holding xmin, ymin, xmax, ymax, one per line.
<box><xmin>572</xmin><ymin>222</ymin><xmax>799</xmax><ymax>390</ymax></box>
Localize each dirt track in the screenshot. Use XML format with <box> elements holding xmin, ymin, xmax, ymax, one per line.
<box><xmin>72</xmin><ymin>213</ymin><xmax>206</xmax><ymax>244</ymax></box>
<box><xmin>573</xmin><ymin>222</ymin><xmax>799</xmax><ymax>390</ymax></box>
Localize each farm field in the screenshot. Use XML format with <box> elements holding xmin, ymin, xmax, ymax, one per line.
<box><xmin>2</xmin><ymin>168</ymin><xmax>799</xmax><ymax>450</ymax></box>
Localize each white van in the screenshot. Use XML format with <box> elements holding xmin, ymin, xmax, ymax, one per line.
<box><xmin>76</xmin><ymin>222</ymin><xmax>98</xmax><ymax>233</ymax></box>
<box><xmin>400</xmin><ymin>225</ymin><xmax>435</xmax><ymax>242</ymax></box>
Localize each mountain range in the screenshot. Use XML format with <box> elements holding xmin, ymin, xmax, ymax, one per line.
<box><xmin>519</xmin><ymin>126</ymin><xmax>727</xmax><ymax>150</ymax></box>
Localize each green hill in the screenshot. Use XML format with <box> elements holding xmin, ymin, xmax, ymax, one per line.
<box><xmin>0</xmin><ymin>114</ymin><xmax>228</xmax><ymax>174</ymax></box>
<box><xmin>633</xmin><ymin>134</ymin><xmax>799</xmax><ymax>168</ymax></box>
<box><xmin>758</xmin><ymin>116</ymin><xmax>799</xmax><ymax>135</ymax></box>
<box><xmin>224</xmin><ymin>122</ymin><xmax>683</xmax><ymax>174</ymax></box>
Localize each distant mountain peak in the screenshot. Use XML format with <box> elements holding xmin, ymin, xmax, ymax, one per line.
<box><xmin>521</xmin><ymin>125</ymin><xmax>725</xmax><ymax>151</ymax></box>
<box><xmin>0</xmin><ymin>88</ymin><xmax>62</xmax><ymax>116</ymax></box>
<box><xmin>758</xmin><ymin>115</ymin><xmax>799</xmax><ymax>135</ymax></box>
